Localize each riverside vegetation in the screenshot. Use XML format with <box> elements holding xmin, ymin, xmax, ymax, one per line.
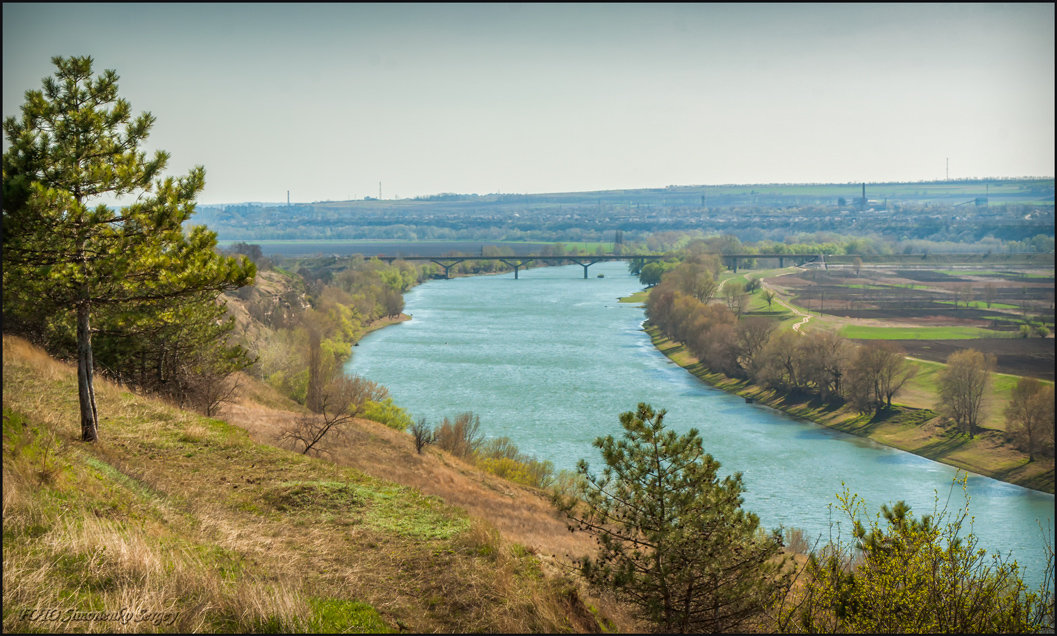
<box><xmin>629</xmin><ymin>242</ymin><xmax>1054</xmax><ymax>494</ymax></box>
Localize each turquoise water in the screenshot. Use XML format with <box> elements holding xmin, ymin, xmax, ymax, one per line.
<box><xmin>347</xmin><ymin>261</ymin><xmax>1054</xmax><ymax>587</ymax></box>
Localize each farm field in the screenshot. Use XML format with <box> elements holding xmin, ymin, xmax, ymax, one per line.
<box><xmin>867</xmin><ymin>338</ymin><xmax>1055</xmax><ymax>381</ymax></box>
<box><xmin>758</xmin><ymin>258</ymin><xmax>1054</xmax><ymax>421</ymax></box>
<box><xmin>768</xmin><ymin>260</ymin><xmax>1052</xmax><ymax>326</ymax></box>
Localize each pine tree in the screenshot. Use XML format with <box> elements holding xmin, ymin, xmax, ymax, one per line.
<box><xmin>555</xmin><ymin>403</ymin><xmax>788</xmax><ymax>632</ymax></box>
<box><xmin>2</xmin><ymin>56</ymin><xmax>255</xmax><ymax>441</ymax></box>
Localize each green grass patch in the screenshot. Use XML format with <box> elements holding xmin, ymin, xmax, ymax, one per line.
<box><xmin>905</xmin><ymin>358</ymin><xmax>945</xmax><ymax>394</ymax></box>
<box><xmin>619</xmin><ymin>289</ymin><xmax>649</xmax><ymax>304</ymax></box>
<box><xmin>935</xmin><ymin>270</ymin><xmax>1054</xmax><ymax>279</ymax></box>
<box><xmin>356</xmin><ymin>484</ymin><xmax>470</xmax><ymax>540</ymax></box>
<box><xmin>257</xmin><ymin>479</ymin><xmax>467</xmax><ymax>539</ymax></box>
<box><xmin>839</xmin><ymin>325</ymin><xmax>1015</xmax><ymax>340</ymax></box>
<box><xmin>933</xmin><ymin>300</ymin><xmax>1022</xmax><ymax>310</ymax></box>
<box><xmin>306</xmin><ymin>597</ymin><xmax>394</xmax><ymax>633</ymax></box>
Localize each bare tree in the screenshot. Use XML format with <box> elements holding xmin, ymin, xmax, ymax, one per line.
<box><xmin>724</xmin><ymin>281</ymin><xmax>748</xmax><ymax>317</ymax></box>
<box><xmin>305</xmin><ymin>327</ymin><xmax>324</xmax><ymax>413</ymax></box>
<box><xmin>187</xmin><ymin>369</ymin><xmax>242</xmax><ymax>417</ymax></box>
<box><xmin>1006</xmin><ymin>378</ymin><xmax>1055</xmax><ymax>462</ymax></box>
<box><xmin>410</xmin><ymin>417</ymin><xmax>435</xmax><ymax>454</ymax></box>
<box><xmin>798</xmin><ymin>331</ymin><xmax>855</xmax><ymax>401</ymax></box>
<box><xmin>982</xmin><ymin>283</ymin><xmax>997</xmax><ymax>309</ymax></box>
<box><xmin>736</xmin><ymin>316</ymin><xmax>777</xmax><ymax>377</ymax></box>
<box><xmin>668</xmin><ymin>262</ymin><xmax>719</xmax><ymax>304</ymax></box>
<box><xmin>756</xmin><ymin>330</ymin><xmax>804</xmax><ymax>392</ymax></box>
<box><xmin>938</xmin><ymin>349</ymin><xmax>995</xmax><ymax>438</ymax></box>
<box><xmin>281</xmin><ymin>374</ymin><xmax>388</xmax><ymax>455</ymax></box>
<box><xmin>846</xmin><ymin>343</ymin><xmax>917</xmax><ymax>413</ymax></box>
<box><xmin>958</xmin><ymin>283</ymin><xmax>975</xmax><ymax>310</ymax></box>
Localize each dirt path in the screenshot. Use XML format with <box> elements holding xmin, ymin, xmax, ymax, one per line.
<box><xmin>760</xmin><ymin>277</ymin><xmax>812</xmax><ymax>333</ymax></box>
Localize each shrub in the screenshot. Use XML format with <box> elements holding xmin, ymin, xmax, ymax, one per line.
<box><xmin>433</xmin><ymin>412</ymin><xmax>484</xmax><ymax>459</ymax></box>
<box><xmin>776</xmin><ymin>478</ymin><xmax>1055</xmax><ymax>633</ymax></box>
<box><xmin>783</xmin><ymin>527</ymin><xmax>813</xmax><ymax>555</ymax></box>
<box><xmin>361</xmin><ymin>398</ymin><xmax>412</xmax><ymax>431</ymax></box>
<box><xmin>409</xmin><ymin>418</ymin><xmax>434</xmax><ymax>454</ymax></box>
<box><xmin>475</xmin><ymin>436</ymin><xmax>555</xmax><ymax>489</ymax></box>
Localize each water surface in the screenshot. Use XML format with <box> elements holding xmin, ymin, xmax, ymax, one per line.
<box><xmin>347</xmin><ymin>261</ymin><xmax>1054</xmax><ymax>586</ymax></box>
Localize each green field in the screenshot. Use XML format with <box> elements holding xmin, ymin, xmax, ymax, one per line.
<box><xmin>935</xmin><ymin>270</ymin><xmax>1054</xmax><ymax>279</ymax></box>
<box><xmin>932</xmin><ymin>300</ymin><xmax>1021</xmax><ymax>310</ymax></box>
<box><xmin>839</xmin><ymin>325</ymin><xmax>1016</xmax><ymax>340</ymax></box>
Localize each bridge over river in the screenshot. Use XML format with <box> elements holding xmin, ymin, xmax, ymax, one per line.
<box><xmin>377</xmin><ymin>253</ymin><xmax>827</xmax><ymax>278</ymax></box>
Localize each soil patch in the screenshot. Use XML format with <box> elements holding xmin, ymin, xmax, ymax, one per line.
<box><xmin>855</xmin><ymin>338</ymin><xmax>1055</xmax><ymax>380</ymax></box>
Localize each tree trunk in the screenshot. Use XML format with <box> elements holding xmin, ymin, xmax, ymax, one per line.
<box><xmin>77</xmin><ymin>302</ymin><xmax>99</xmax><ymax>442</ymax></box>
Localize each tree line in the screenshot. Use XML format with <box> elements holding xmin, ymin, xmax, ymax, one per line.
<box><xmin>642</xmin><ymin>255</ymin><xmax>1054</xmax><ymax>459</ymax></box>
<box><xmin>644</xmin><ymin>255</ymin><xmax>918</xmax><ymax>415</ymax></box>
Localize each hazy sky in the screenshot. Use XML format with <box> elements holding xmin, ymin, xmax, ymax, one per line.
<box><xmin>3</xmin><ymin>3</ymin><xmax>1054</xmax><ymax>204</ymax></box>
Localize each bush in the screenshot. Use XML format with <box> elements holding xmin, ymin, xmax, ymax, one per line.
<box><xmin>360</xmin><ymin>398</ymin><xmax>412</xmax><ymax>431</ymax></box>
<box><xmin>433</xmin><ymin>412</ymin><xmax>484</xmax><ymax>459</ymax></box>
<box><xmin>475</xmin><ymin>436</ymin><xmax>555</xmax><ymax>489</ymax></box>
<box><xmin>776</xmin><ymin>478</ymin><xmax>1055</xmax><ymax>633</ymax></box>
<box><xmin>783</xmin><ymin>527</ymin><xmax>813</xmax><ymax>555</ymax></box>
<box><xmin>477</xmin><ymin>456</ymin><xmax>554</xmax><ymax>489</ymax></box>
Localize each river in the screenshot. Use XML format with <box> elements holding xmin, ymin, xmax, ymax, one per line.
<box><xmin>346</xmin><ymin>261</ymin><xmax>1054</xmax><ymax>587</ymax></box>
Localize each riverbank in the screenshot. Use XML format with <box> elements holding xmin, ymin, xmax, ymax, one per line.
<box><xmin>644</xmin><ymin>324</ymin><xmax>1054</xmax><ymax>494</ymax></box>
<box><xmin>359</xmin><ymin>313</ymin><xmax>411</xmax><ymax>341</ymax></box>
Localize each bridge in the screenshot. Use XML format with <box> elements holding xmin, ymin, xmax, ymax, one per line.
<box><xmin>376</xmin><ymin>253</ymin><xmax>827</xmax><ymax>278</ymax></box>
<box><xmin>376</xmin><ymin>254</ymin><xmax>666</xmax><ymax>279</ymax></box>
<box><xmin>722</xmin><ymin>253</ymin><xmax>826</xmax><ymax>272</ymax></box>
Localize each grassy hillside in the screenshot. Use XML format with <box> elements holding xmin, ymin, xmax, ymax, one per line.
<box><xmin>2</xmin><ymin>335</ymin><xmax>627</xmax><ymax>633</ymax></box>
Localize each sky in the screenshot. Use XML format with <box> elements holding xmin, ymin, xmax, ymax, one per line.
<box><xmin>3</xmin><ymin>3</ymin><xmax>1054</xmax><ymax>205</ymax></box>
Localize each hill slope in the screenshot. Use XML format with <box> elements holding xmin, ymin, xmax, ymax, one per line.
<box><xmin>2</xmin><ymin>335</ymin><xmax>627</xmax><ymax>633</ymax></box>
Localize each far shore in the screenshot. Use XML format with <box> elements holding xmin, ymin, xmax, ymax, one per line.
<box><xmin>641</xmin><ymin>324</ymin><xmax>1053</xmax><ymax>494</ymax></box>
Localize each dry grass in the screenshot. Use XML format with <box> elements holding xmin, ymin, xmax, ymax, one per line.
<box><xmin>220</xmin><ymin>395</ymin><xmax>600</xmax><ymax>564</ymax></box>
<box><xmin>3</xmin><ymin>335</ymin><xmax>628</xmax><ymax>633</ymax></box>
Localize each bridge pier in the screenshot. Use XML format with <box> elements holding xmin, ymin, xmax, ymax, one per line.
<box><xmin>429</xmin><ymin>259</ymin><xmax>466</xmax><ymax>279</ymax></box>
<box><xmin>499</xmin><ymin>259</ymin><xmax>534</xmax><ymax>279</ymax></box>
<box><xmin>568</xmin><ymin>258</ymin><xmax>604</xmax><ymax>278</ymax></box>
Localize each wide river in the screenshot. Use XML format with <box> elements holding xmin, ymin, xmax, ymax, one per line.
<box><xmin>347</xmin><ymin>261</ymin><xmax>1054</xmax><ymax>587</ymax></box>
